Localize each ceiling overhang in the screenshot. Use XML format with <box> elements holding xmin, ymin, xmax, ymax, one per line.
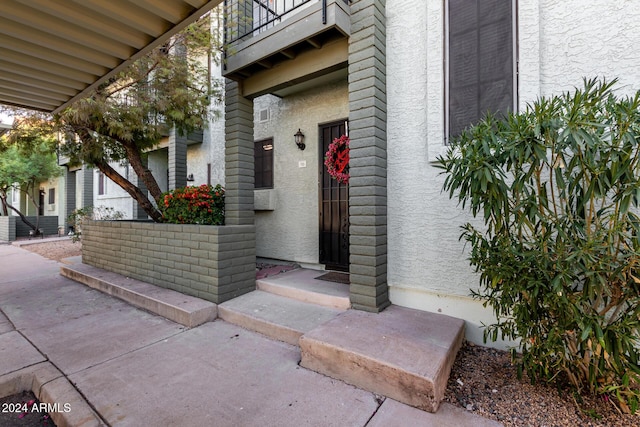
<box><xmin>0</xmin><ymin>0</ymin><xmax>221</xmax><ymax>114</ymax></box>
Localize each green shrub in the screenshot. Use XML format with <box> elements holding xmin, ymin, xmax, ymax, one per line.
<box><xmin>160</xmin><ymin>184</ymin><xmax>224</xmax><ymax>225</ymax></box>
<box><xmin>67</xmin><ymin>205</ymin><xmax>125</xmax><ymax>242</ymax></box>
<box><xmin>438</xmin><ymin>79</ymin><xmax>640</xmax><ymax>413</ymax></box>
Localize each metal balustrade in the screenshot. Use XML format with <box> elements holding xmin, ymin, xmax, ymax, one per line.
<box><xmin>224</xmin><ymin>0</ymin><xmax>349</xmax><ymax>45</ymax></box>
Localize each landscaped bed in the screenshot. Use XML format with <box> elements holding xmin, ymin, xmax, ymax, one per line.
<box><xmin>17</xmin><ymin>239</ymin><xmax>81</xmax><ymax>262</ymax></box>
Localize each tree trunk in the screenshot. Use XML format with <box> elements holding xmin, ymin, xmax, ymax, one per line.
<box><xmin>95</xmin><ymin>161</ymin><xmax>163</xmax><ymax>222</ymax></box>
<box><xmin>0</xmin><ymin>190</ymin><xmax>9</xmax><ymax>216</ymax></box>
<box><xmin>75</xmin><ymin>130</ymin><xmax>163</xmax><ymax>222</ymax></box>
<box><xmin>121</xmin><ymin>141</ymin><xmax>164</xmax><ymax>202</ymax></box>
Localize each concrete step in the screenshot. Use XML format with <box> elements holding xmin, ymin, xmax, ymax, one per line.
<box><xmin>299</xmin><ymin>305</ymin><xmax>465</xmax><ymax>413</ymax></box>
<box><xmin>218</xmin><ymin>290</ymin><xmax>344</xmax><ymax>346</ymax></box>
<box><xmin>257</xmin><ymin>268</ymin><xmax>350</xmax><ymax>310</ymax></box>
<box><xmin>60</xmin><ymin>264</ymin><xmax>217</xmax><ymax>328</ymax></box>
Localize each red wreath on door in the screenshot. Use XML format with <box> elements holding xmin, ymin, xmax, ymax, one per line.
<box><xmin>324</xmin><ymin>135</ymin><xmax>350</xmax><ymax>184</ymax></box>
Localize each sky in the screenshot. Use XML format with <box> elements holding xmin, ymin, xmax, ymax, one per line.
<box><xmin>0</xmin><ymin>112</ymin><xmax>13</xmax><ymax>125</ymax></box>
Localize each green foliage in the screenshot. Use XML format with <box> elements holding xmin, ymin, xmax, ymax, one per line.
<box><xmin>160</xmin><ymin>184</ymin><xmax>224</xmax><ymax>225</ymax></box>
<box><xmin>438</xmin><ymin>78</ymin><xmax>640</xmax><ymax>413</ymax></box>
<box><xmin>4</xmin><ymin>16</ymin><xmax>224</xmax><ymax>222</ymax></box>
<box><xmin>67</xmin><ymin>206</ymin><xmax>125</xmax><ymax>242</ymax></box>
<box><xmin>56</xmin><ymin>16</ymin><xmax>221</xmax><ymax>165</ymax></box>
<box><xmin>0</xmin><ymin>127</ymin><xmax>62</xmax><ymax>223</ymax></box>
<box><xmin>0</xmin><ymin>137</ymin><xmax>60</xmax><ymax>191</ymax></box>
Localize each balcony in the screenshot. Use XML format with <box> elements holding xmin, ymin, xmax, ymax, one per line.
<box><xmin>223</xmin><ymin>0</ymin><xmax>350</xmax><ymax>98</ymax></box>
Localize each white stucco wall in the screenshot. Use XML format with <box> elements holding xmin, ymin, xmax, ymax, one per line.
<box><xmin>385</xmin><ymin>0</ymin><xmax>640</xmax><ymax>347</ymax></box>
<box><xmin>386</xmin><ymin>0</ymin><xmax>493</xmax><ymax>346</ymax></box>
<box><xmin>253</xmin><ymin>81</ymin><xmax>349</xmax><ymax>266</ymax></box>
<box><xmin>187</xmin><ymin>43</ymin><xmax>226</xmax><ymax>188</ymax></box>
<box><xmin>187</xmin><ymin>113</ymin><xmax>225</xmax><ymax>187</ymax></box>
<box><xmin>148</xmin><ymin>149</ymin><xmax>169</xmax><ymax>194</ymax></box>
<box><xmin>93</xmin><ymin>163</ymin><xmax>134</xmax><ymax>219</ymax></box>
<box><xmin>537</xmin><ymin>0</ymin><xmax>640</xmax><ymax>97</ymax></box>
<box><xmin>41</xmin><ymin>175</ymin><xmax>64</xmax><ymax>228</ymax></box>
<box><xmin>75</xmin><ymin>168</ymin><xmax>86</xmax><ymax>210</ymax></box>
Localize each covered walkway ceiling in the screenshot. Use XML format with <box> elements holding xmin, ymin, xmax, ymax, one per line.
<box><xmin>0</xmin><ymin>0</ymin><xmax>221</xmax><ymax>114</ymax></box>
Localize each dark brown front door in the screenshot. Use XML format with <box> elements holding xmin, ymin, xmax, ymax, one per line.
<box><xmin>319</xmin><ymin>120</ymin><xmax>349</xmax><ymax>271</ymax></box>
<box><xmin>38</xmin><ymin>190</ymin><xmax>45</xmax><ymax>216</ymax></box>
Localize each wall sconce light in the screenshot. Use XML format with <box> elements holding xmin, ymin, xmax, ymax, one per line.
<box><xmin>186</xmin><ymin>173</ymin><xmax>195</xmax><ymax>182</ymax></box>
<box><xmin>294</xmin><ymin>128</ymin><xmax>305</xmax><ymax>151</ymax></box>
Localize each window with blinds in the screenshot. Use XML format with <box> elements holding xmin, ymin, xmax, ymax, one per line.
<box><xmin>447</xmin><ymin>0</ymin><xmax>516</xmax><ymax>140</ymax></box>
<box><xmin>98</xmin><ymin>171</ymin><xmax>106</xmax><ymax>195</ymax></box>
<box><xmin>254</xmin><ymin>138</ymin><xmax>274</xmax><ymax>189</ymax></box>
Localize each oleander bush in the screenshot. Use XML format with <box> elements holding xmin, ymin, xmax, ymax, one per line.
<box><xmin>160</xmin><ymin>184</ymin><xmax>224</xmax><ymax>225</ymax></box>
<box><xmin>438</xmin><ymin>79</ymin><xmax>640</xmax><ymax>413</ymax></box>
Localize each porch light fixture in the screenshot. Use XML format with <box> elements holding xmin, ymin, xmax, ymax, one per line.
<box><xmin>294</xmin><ymin>128</ymin><xmax>305</xmax><ymax>150</ymax></box>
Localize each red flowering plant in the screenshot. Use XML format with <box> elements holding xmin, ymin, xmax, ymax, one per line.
<box><xmin>324</xmin><ymin>134</ymin><xmax>350</xmax><ymax>184</ymax></box>
<box><xmin>160</xmin><ymin>184</ymin><xmax>225</xmax><ymax>225</ymax></box>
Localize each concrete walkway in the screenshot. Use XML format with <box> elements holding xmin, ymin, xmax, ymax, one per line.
<box><xmin>0</xmin><ymin>244</ymin><xmax>501</xmax><ymax>426</ymax></box>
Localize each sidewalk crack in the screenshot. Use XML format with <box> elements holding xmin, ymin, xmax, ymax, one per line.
<box><xmin>363</xmin><ymin>394</ymin><xmax>386</xmax><ymax>426</ymax></box>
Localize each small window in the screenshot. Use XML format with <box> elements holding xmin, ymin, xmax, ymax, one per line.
<box><xmin>98</xmin><ymin>172</ymin><xmax>106</xmax><ymax>195</ymax></box>
<box><xmin>254</xmin><ymin>138</ymin><xmax>273</xmax><ymax>189</ymax></box>
<box><xmin>48</xmin><ymin>188</ymin><xmax>55</xmax><ymax>204</ymax></box>
<box><xmin>446</xmin><ymin>0</ymin><xmax>517</xmax><ymax>140</ymax></box>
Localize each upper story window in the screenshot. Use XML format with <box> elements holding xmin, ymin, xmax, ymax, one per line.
<box><xmin>446</xmin><ymin>0</ymin><xmax>517</xmax><ymax>140</ymax></box>
<box><xmin>48</xmin><ymin>188</ymin><xmax>55</xmax><ymax>204</ymax></box>
<box><xmin>254</xmin><ymin>138</ymin><xmax>274</xmax><ymax>189</ymax></box>
<box><xmin>98</xmin><ymin>171</ymin><xmax>106</xmax><ymax>195</ymax></box>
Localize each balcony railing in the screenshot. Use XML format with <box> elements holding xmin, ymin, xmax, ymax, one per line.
<box><xmin>222</xmin><ymin>0</ymin><xmax>351</xmax><ymax>84</ymax></box>
<box><xmin>225</xmin><ymin>0</ymin><xmax>343</xmax><ymax>45</ymax></box>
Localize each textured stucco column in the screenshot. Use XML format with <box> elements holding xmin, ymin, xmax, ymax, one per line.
<box><xmin>348</xmin><ymin>0</ymin><xmax>390</xmax><ymax>312</ymax></box>
<box><xmin>224</xmin><ymin>79</ymin><xmax>255</xmax><ymax>225</ymax></box>
<box><xmin>64</xmin><ymin>169</ymin><xmax>76</xmax><ymax>232</ymax></box>
<box><xmin>168</xmin><ymin>127</ymin><xmax>187</xmax><ymax>190</ymax></box>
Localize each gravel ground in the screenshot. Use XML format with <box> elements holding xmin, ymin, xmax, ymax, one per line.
<box><xmin>445</xmin><ymin>342</ymin><xmax>640</xmax><ymax>426</ymax></box>
<box><xmin>18</xmin><ymin>240</ymin><xmax>640</xmax><ymax>426</ymax></box>
<box><xmin>19</xmin><ymin>239</ymin><xmax>81</xmax><ymax>262</ymax></box>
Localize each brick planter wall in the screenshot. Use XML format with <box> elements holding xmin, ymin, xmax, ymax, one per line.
<box><xmin>0</xmin><ymin>216</ymin><xmax>58</xmax><ymax>241</ymax></box>
<box><xmin>82</xmin><ymin>220</ymin><xmax>256</xmax><ymax>304</ymax></box>
<box><xmin>15</xmin><ymin>216</ymin><xmax>59</xmax><ymax>238</ymax></box>
<box><xmin>0</xmin><ymin>216</ymin><xmax>16</xmax><ymax>242</ymax></box>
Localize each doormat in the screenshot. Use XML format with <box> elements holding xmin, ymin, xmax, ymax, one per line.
<box><xmin>315</xmin><ymin>272</ymin><xmax>350</xmax><ymax>284</ymax></box>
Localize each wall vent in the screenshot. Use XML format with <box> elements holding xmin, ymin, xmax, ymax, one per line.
<box><xmin>258</xmin><ymin>108</ymin><xmax>270</xmax><ymax>122</ymax></box>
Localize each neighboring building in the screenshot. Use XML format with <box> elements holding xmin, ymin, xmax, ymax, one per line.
<box><xmin>78</xmin><ymin>8</ymin><xmax>224</xmax><ymax>224</ymax></box>
<box><xmin>18</xmin><ymin>175</ymin><xmax>65</xmax><ymax>236</ymax></box>
<box><xmin>0</xmin><ymin>174</ymin><xmax>65</xmax><ymax>240</ymax></box>
<box><xmin>86</xmin><ymin>127</ymin><xmax>222</xmax><ymax>220</ymax></box>
<box><xmin>222</xmin><ymin>0</ymin><xmax>640</xmax><ymax>346</ymax></box>
<box><xmin>0</xmin><ymin>117</ymin><xmax>65</xmax><ymax>239</ymax></box>
<box><xmin>58</xmin><ymin>125</ymin><xmax>223</xmax><ymax>227</ymax></box>
<box><xmin>62</xmin><ymin>11</ymin><xmax>227</xmax><ymax>225</ymax></box>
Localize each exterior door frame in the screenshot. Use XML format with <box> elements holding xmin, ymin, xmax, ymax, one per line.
<box><xmin>318</xmin><ymin>119</ymin><xmax>349</xmax><ymax>271</ymax></box>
